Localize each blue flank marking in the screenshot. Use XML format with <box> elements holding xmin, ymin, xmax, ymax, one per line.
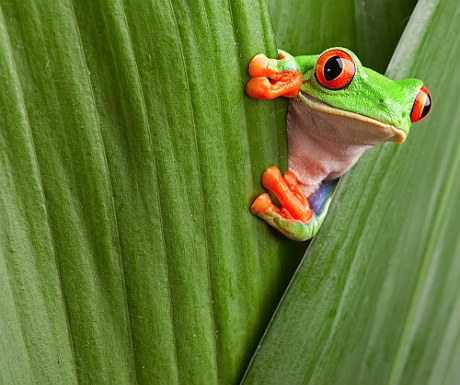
<box><xmin>308</xmin><ymin>180</ymin><xmax>338</xmax><ymax>215</ymax></box>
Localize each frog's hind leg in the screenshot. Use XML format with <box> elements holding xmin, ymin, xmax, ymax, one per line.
<box><xmin>251</xmin><ymin>166</ymin><xmax>312</xmax><ymax>241</ymax></box>
<box><xmin>251</xmin><ymin>167</ymin><xmax>337</xmax><ymax>241</ymax></box>
<box><xmin>246</xmin><ymin>52</ymin><xmax>302</xmax><ymax>99</ymax></box>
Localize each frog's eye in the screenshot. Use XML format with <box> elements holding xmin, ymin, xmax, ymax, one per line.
<box><xmin>410</xmin><ymin>86</ymin><xmax>432</xmax><ymax>122</ymax></box>
<box><xmin>315</xmin><ymin>49</ymin><xmax>355</xmax><ymax>90</ymax></box>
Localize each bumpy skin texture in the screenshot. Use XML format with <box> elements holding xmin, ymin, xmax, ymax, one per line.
<box><xmin>247</xmin><ymin>48</ymin><xmax>431</xmax><ymax>241</ymax></box>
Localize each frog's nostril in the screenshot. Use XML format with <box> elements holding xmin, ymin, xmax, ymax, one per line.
<box><xmin>402</xmin><ymin>111</ymin><xmax>407</xmax><ymax>118</ymax></box>
<box><xmin>378</xmin><ymin>98</ymin><xmax>384</xmax><ymax>104</ymax></box>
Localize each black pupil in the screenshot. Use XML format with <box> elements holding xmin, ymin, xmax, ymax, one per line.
<box><xmin>324</xmin><ymin>56</ymin><xmax>343</xmax><ymax>81</ymax></box>
<box><xmin>421</xmin><ymin>92</ymin><xmax>431</xmax><ymax>119</ymax></box>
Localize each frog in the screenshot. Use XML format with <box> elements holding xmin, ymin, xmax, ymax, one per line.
<box><xmin>246</xmin><ymin>48</ymin><xmax>431</xmax><ymax>241</ymax></box>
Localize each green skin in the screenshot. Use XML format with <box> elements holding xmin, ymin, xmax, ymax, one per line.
<box><xmin>253</xmin><ymin>48</ymin><xmax>426</xmax><ymax>241</ymax></box>
<box><xmin>272</xmin><ymin>49</ymin><xmax>422</xmax><ymax>137</ymax></box>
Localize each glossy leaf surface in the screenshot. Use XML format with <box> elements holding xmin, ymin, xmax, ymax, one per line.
<box><xmin>242</xmin><ymin>0</ymin><xmax>460</xmax><ymax>383</ymax></box>
<box><xmin>0</xmin><ymin>1</ymin><xmax>297</xmax><ymax>384</ymax></box>
<box><xmin>1</xmin><ymin>0</ymin><xmax>457</xmax><ymax>384</ymax></box>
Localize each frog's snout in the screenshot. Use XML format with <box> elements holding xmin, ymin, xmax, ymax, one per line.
<box><xmin>410</xmin><ymin>86</ymin><xmax>432</xmax><ymax>122</ymax></box>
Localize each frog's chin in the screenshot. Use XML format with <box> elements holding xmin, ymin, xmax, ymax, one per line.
<box><xmin>298</xmin><ymin>91</ymin><xmax>407</xmax><ymax>144</ymax></box>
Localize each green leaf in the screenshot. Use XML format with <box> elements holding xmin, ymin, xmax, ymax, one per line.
<box><xmin>268</xmin><ymin>0</ymin><xmax>416</xmax><ymax>72</ymax></box>
<box><xmin>242</xmin><ymin>0</ymin><xmax>460</xmax><ymax>384</ymax></box>
<box><xmin>2</xmin><ymin>0</ymin><xmax>457</xmax><ymax>384</ymax></box>
<box><xmin>0</xmin><ymin>1</ymin><xmax>300</xmax><ymax>384</ymax></box>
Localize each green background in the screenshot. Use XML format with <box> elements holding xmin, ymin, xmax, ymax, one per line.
<box><xmin>0</xmin><ymin>0</ymin><xmax>458</xmax><ymax>384</ymax></box>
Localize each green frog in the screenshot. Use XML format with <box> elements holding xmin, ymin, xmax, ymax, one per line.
<box><xmin>246</xmin><ymin>48</ymin><xmax>431</xmax><ymax>241</ymax></box>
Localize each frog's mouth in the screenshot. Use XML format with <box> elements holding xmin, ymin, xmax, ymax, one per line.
<box><xmin>298</xmin><ymin>91</ymin><xmax>407</xmax><ymax>144</ymax></box>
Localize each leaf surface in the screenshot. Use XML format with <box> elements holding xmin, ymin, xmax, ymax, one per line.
<box><xmin>242</xmin><ymin>0</ymin><xmax>460</xmax><ymax>383</ymax></box>
<box><xmin>1</xmin><ymin>0</ymin><xmax>456</xmax><ymax>384</ymax></box>
<box><xmin>268</xmin><ymin>0</ymin><xmax>416</xmax><ymax>71</ymax></box>
<box><xmin>0</xmin><ymin>1</ymin><xmax>298</xmax><ymax>384</ymax></box>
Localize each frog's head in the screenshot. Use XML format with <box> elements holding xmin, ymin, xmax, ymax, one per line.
<box><xmin>296</xmin><ymin>47</ymin><xmax>432</xmax><ymax>143</ymax></box>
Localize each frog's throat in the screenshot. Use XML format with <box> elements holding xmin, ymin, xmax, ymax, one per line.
<box><xmin>298</xmin><ymin>91</ymin><xmax>407</xmax><ymax>144</ymax></box>
<box><xmin>287</xmin><ymin>94</ymin><xmax>406</xmax><ymax>198</ymax></box>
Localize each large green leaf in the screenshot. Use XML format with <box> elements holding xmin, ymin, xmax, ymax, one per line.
<box><xmin>1</xmin><ymin>0</ymin><xmax>456</xmax><ymax>384</ymax></box>
<box><xmin>242</xmin><ymin>0</ymin><xmax>460</xmax><ymax>383</ymax></box>
<box><xmin>0</xmin><ymin>1</ymin><xmax>300</xmax><ymax>384</ymax></box>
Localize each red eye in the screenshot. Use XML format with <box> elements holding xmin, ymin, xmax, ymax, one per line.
<box><xmin>315</xmin><ymin>49</ymin><xmax>356</xmax><ymax>90</ymax></box>
<box><xmin>410</xmin><ymin>86</ymin><xmax>432</xmax><ymax>122</ymax></box>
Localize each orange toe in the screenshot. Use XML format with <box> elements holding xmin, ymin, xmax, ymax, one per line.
<box><xmin>284</xmin><ymin>171</ymin><xmax>307</xmax><ymax>205</ymax></box>
<box><xmin>246</xmin><ymin>72</ymin><xmax>302</xmax><ymax>99</ymax></box>
<box><xmin>261</xmin><ymin>166</ymin><xmax>284</xmax><ymax>191</ymax></box>
<box><xmin>251</xmin><ymin>193</ymin><xmax>274</xmax><ymax>216</ymax></box>
<box><xmin>271</xmin><ymin>71</ymin><xmax>302</xmax><ymax>98</ymax></box>
<box><xmin>283</xmin><ymin>171</ymin><xmax>298</xmax><ymax>190</ymax></box>
<box><xmin>246</xmin><ymin>77</ymin><xmax>278</xmax><ymax>99</ymax></box>
<box><xmin>260</xmin><ymin>166</ymin><xmax>312</xmax><ymax>223</ymax></box>
<box><xmin>248</xmin><ymin>54</ymin><xmax>272</xmax><ymax>77</ymax></box>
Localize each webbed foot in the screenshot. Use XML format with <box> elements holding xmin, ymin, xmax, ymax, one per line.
<box><xmin>251</xmin><ymin>167</ymin><xmax>315</xmax><ymax>241</ymax></box>
<box><xmin>251</xmin><ymin>167</ymin><xmax>337</xmax><ymax>241</ymax></box>
<box><xmin>246</xmin><ymin>52</ymin><xmax>302</xmax><ymax>99</ymax></box>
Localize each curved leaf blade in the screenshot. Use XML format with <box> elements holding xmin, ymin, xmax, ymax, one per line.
<box><xmin>242</xmin><ymin>0</ymin><xmax>460</xmax><ymax>383</ymax></box>
<box><xmin>0</xmin><ymin>1</ymin><xmax>298</xmax><ymax>384</ymax></box>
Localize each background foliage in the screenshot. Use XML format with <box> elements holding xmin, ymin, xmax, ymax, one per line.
<box><xmin>0</xmin><ymin>0</ymin><xmax>458</xmax><ymax>384</ymax></box>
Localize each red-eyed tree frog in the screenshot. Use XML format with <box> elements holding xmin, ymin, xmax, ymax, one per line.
<box><xmin>246</xmin><ymin>48</ymin><xmax>431</xmax><ymax>241</ymax></box>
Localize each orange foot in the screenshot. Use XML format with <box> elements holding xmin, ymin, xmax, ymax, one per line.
<box><xmin>246</xmin><ymin>53</ymin><xmax>302</xmax><ymax>99</ymax></box>
<box><xmin>251</xmin><ymin>166</ymin><xmax>313</xmax><ymax>224</ymax></box>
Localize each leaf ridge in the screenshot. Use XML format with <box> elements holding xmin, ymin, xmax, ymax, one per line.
<box><xmin>66</xmin><ymin>1</ymin><xmax>140</xmax><ymax>383</ymax></box>
<box><xmin>307</xmin><ymin>149</ymin><xmax>389</xmax><ymax>384</ymax></box>
<box><xmin>0</xmin><ymin>4</ymin><xmax>79</xmax><ymax>382</ymax></box>
<box><xmin>386</xmin><ymin>136</ymin><xmax>460</xmax><ymax>385</ymax></box>
<box><xmin>112</xmin><ymin>1</ymin><xmax>181</xmax><ymax>382</ymax></box>
<box><xmin>166</xmin><ymin>0</ymin><xmax>220</xmax><ymax>382</ymax></box>
<box><xmin>226</xmin><ymin>0</ymin><xmax>264</xmax><ymax>299</ymax></box>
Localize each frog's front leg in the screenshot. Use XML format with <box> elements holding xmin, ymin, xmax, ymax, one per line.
<box><xmin>246</xmin><ymin>51</ymin><xmax>302</xmax><ymax>99</ymax></box>
<box><xmin>251</xmin><ymin>166</ymin><xmax>336</xmax><ymax>241</ymax></box>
